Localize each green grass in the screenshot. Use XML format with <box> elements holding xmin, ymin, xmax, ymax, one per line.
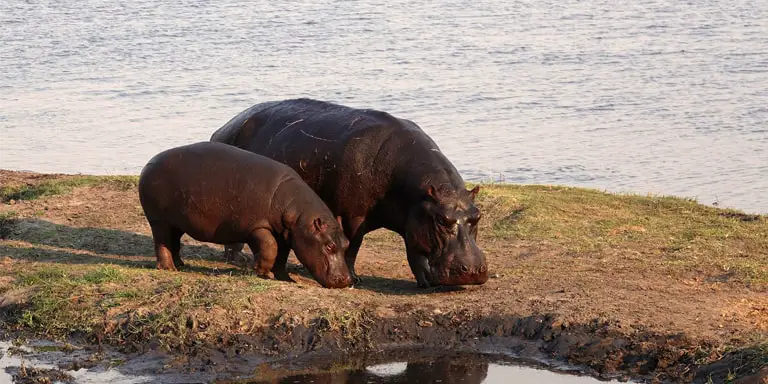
<box><xmin>1</xmin><ymin>175</ymin><xmax>138</xmax><ymax>203</ymax></box>
<box><xmin>2</xmin><ymin>262</ymin><xmax>273</xmax><ymax>347</ymax></box>
<box><xmin>474</xmin><ymin>183</ymin><xmax>768</xmax><ymax>284</ymax></box>
<box><xmin>15</xmin><ymin>265</ymin><xmax>125</xmax><ymax>286</ymax></box>
<box><xmin>81</xmin><ymin>266</ymin><xmax>127</xmax><ymax>284</ymax></box>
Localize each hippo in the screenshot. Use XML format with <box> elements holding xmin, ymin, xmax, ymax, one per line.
<box><xmin>137</xmin><ymin>141</ymin><xmax>353</xmax><ymax>289</ymax></box>
<box><xmin>210</xmin><ymin>98</ymin><xmax>487</xmax><ymax>288</ymax></box>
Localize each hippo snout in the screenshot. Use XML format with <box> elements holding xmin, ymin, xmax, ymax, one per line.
<box><xmin>424</xmin><ymin>259</ymin><xmax>488</xmax><ymax>287</ymax></box>
<box><xmin>443</xmin><ymin>263</ymin><xmax>489</xmax><ymax>286</ymax></box>
<box><xmin>322</xmin><ymin>273</ymin><xmax>353</xmax><ymax>289</ymax></box>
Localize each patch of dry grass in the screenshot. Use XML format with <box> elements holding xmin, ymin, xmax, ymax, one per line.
<box><xmin>1</xmin><ymin>259</ymin><xmax>272</xmax><ymax>348</ymax></box>
<box><xmin>1</xmin><ymin>175</ymin><xmax>138</xmax><ymax>203</ymax></box>
<box><xmin>473</xmin><ymin>183</ymin><xmax>768</xmax><ymax>284</ymax></box>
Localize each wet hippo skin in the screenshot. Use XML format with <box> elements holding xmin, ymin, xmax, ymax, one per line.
<box><xmin>138</xmin><ymin>141</ymin><xmax>352</xmax><ymax>288</ymax></box>
<box><xmin>211</xmin><ymin>98</ymin><xmax>488</xmax><ymax>288</ymax></box>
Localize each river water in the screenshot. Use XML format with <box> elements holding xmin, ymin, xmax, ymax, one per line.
<box><xmin>1</xmin><ymin>0</ymin><xmax>767</xmax><ymax>212</ymax></box>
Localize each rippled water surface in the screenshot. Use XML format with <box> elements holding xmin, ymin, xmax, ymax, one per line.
<box><xmin>1</xmin><ymin>0</ymin><xmax>767</xmax><ymax>212</ymax></box>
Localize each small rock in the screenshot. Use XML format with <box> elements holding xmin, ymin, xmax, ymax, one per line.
<box><xmin>418</xmin><ymin>320</ymin><xmax>433</xmax><ymax>327</ymax></box>
<box><xmin>432</xmin><ymin>309</ymin><xmax>443</xmax><ymax>315</ymax></box>
<box><xmin>8</xmin><ymin>199</ymin><xmax>15</xmax><ymax>205</ymax></box>
<box><xmin>491</xmin><ymin>273</ymin><xmax>500</xmax><ymax>279</ymax></box>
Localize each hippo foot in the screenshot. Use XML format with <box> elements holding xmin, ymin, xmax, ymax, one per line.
<box><xmin>348</xmin><ymin>269</ymin><xmax>361</xmax><ymax>285</ymax></box>
<box><xmin>157</xmin><ymin>263</ymin><xmax>177</xmax><ymax>271</ymax></box>
<box><xmin>273</xmin><ymin>271</ymin><xmax>296</xmax><ymax>283</ymax></box>
<box><xmin>223</xmin><ymin>250</ymin><xmax>242</xmax><ymax>263</ymax></box>
<box><xmin>255</xmin><ymin>271</ymin><xmax>276</xmax><ymax>280</ymax></box>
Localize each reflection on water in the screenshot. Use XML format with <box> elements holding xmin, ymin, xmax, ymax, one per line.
<box><xmin>1</xmin><ymin>341</ymin><xmax>626</xmax><ymax>383</ymax></box>
<box><xmin>1</xmin><ymin>0</ymin><xmax>767</xmax><ymax>213</ymax></box>
<box><xmin>245</xmin><ymin>354</ymin><xmax>623</xmax><ymax>384</ymax></box>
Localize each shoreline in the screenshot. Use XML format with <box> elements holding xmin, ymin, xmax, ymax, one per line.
<box><xmin>3</xmin><ymin>165</ymin><xmax>765</xmax><ymax>217</ymax></box>
<box><xmin>0</xmin><ymin>169</ymin><xmax>766</xmax><ymax>383</ymax></box>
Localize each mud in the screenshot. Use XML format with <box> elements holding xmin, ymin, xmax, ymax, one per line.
<box><xmin>1</xmin><ymin>309</ymin><xmax>760</xmax><ymax>383</ymax></box>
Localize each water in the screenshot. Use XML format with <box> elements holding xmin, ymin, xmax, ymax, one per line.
<box><xmin>1</xmin><ymin>0</ymin><xmax>767</xmax><ymax>213</ymax></box>
<box><xmin>0</xmin><ymin>341</ymin><xmax>623</xmax><ymax>384</ymax></box>
<box><xmin>245</xmin><ymin>360</ymin><xmax>626</xmax><ymax>384</ymax></box>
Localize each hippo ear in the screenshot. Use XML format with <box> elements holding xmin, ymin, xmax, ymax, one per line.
<box><xmin>313</xmin><ymin>217</ymin><xmax>327</xmax><ymax>233</ymax></box>
<box><xmin>468</xmin><ymin>185</ymin><xmax>480</xmax><ymax>201</ymax></box>
<box><xmin>425</xmin><ymin>185</ymin><xmax>439</xmax><ymax>202</ymax></box>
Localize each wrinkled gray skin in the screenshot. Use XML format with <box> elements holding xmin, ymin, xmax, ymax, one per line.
<box><xmin>210</xmin><ymin>98</ymin><xmax>488</xmax><ymax>288</ymax></box>
<box><xmin>137</xmin><ymin>141</ymin><xmax>352</xmax><ymax>288</ymax></box>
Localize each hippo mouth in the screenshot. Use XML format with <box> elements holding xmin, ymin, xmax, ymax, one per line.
<box><xmin>428</xmin><ymin>264</ymin><xmax>489</xmax><ymax>287</ymax></box>
<box><xmin>313</xmin><ymin>254</ymin><xmax>353</xmax><ymax>289</ymax></box>
<box><xmin>414</xmin><ymin>254</ymin><xmax>489</xmax><ymax>288</ymax></box>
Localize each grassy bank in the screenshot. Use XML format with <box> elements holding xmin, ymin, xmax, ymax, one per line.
<box><xmin>0</xmin><ymin>170</ymin><xmax>766</xmax><ymax>383</ymax></box>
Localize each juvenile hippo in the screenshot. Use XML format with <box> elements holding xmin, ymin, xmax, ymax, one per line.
<box><xmin>210</xmin><ymin>98</ymin><xmax>488</xmax><ymax>288</ymax></box>
<box><xmin>137</xmin><ymin>141</ymin><xmax>353</xmax><ymax>289</ymax></box>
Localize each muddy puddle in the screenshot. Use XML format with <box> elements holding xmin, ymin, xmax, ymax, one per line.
<box><xmin>237</xmin><ymin>352</ymin><xmax>628</xmax><ymax>384</ymax></box>
<box><xmin>1</xmin><ymin>339</ymin><xmax>628</xmax><ymax>384</ymax></box>
<box><xmin>0</xmin><ymin>339</ymin><xmax>218</xmax><ymax>384</ymax></box>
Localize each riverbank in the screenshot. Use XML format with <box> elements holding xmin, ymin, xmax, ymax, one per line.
<box><xmin>0</xmin><ymin>169</ymin><xmax>765</xmax><ymax>383</ymax></box>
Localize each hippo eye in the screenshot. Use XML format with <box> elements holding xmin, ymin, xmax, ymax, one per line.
<box><xmin>467</xmin><ymin>215</ymin><xmax>481</xmax><ymax>226</ymax></box>
<box><xmin>437</xmin><ymin>214</ymin><xmax>457</xmax><ymax>229</ymax></box>
<box><xmin>325</xmin><ymin>242</ymin><xmax>337</xmax><ymax>254</ymax></box>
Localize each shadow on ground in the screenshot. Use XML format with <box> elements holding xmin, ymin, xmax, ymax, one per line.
<box><xmin>0</xmin><ymin>218</ymin><xmax>238</xmax><ymax>275</ymax></box>
<box><xmin>283</xmin><ymin>262</ymin><xmax>466</xmax><ymax>296</ymax></box>
<box><xmin>0</xmin><ymin>218</ymin><xmax>447</xmax><ymax>294</ymax></box>
<box><xmin>8</xmin><ymin>218</ymin><xmax>221</xmax><ymax>259</ymax></box>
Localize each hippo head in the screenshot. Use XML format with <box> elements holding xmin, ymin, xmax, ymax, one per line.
<box><xmin>404</xmin><ymin>184</ymin><xmax>488</xmax><ymax>288</ymax></box>
<box><xmin>291</xmin><ymin>214</ymin><xmax>352</xmax><ymax>288</ymax></box>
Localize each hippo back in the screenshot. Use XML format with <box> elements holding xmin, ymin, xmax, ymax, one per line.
<box><xmin>210</xmin><ymin>98</ymin><xmax>464</xmax><ymax>231</ymax></box>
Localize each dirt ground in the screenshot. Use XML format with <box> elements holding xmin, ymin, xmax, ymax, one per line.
<box><xmin>0</xmin><ymin>170</ymin><xmax>766</xmax><ymax>383</ymax></box>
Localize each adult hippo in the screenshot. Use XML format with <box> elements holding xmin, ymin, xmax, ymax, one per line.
<box><xmin>210</xmin><ymin>98</ymin><xmax>487</xmax><ymax>288</ymax></box>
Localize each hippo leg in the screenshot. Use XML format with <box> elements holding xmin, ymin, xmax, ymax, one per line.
<box><xmin>223</xmin><ymin>243</ymin><xmax>246</xmax><ymax>263</ymax></box>
<box><xmin>247</xmin><ymin>229</ymin><xmax>279</xmax><ymax>280</ymax></box>
<box><xmin>271</xmin><ymin>241</ymin><xmax>295</xmax><ymax>283</ymax></box>
<box><xmin>150</xmin><ymin>223</ymin><xmax>178</xmax><ymax>271</ymax></box>
<box><xmin>407</xmin><ymin>250</ymin><xmax>432</xmax><ymax>288</ymax></box>
<box><xmin>342</xmin><ymin>216</ymin><xmax>367</xmax><ymax>284</ymax></box>
<box><xmin>168</xmin><ymin>227</ymin><xmax>185</xmax><ymax>269</ymax></box>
